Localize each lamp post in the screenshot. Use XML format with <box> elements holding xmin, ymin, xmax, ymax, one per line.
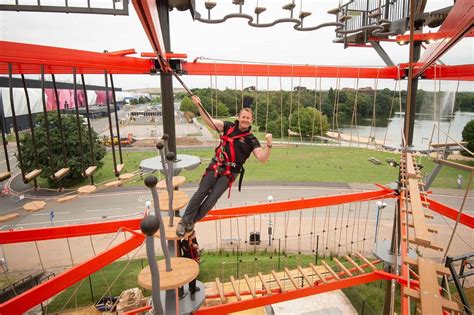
<box><xmin>375</xmin><ymin>200</ymin><xmax>387</xmax><ymax>244</ymax></box>
<box><xmin>145</xmin><ymin>199</ymin><xmax>151</xmax><ymax>216</ymax></box>
<box><xmin>267</xmin><ymin>196</ymin><xmax>274</xmax><ymax>246</ymax></box>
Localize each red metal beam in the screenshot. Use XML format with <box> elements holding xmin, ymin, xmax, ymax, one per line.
<box><xmin>195</xmin><ymin>271</ymin><xmax>397</xmax><ymax>314</ymax></box>
<box><xmin>131</xmin><ymin>0</ymin><xmax>169</xmax><ymax>72</ymax></box>
<box><xmin>0</xmin><ymin>41</ymin><xmax>153</xmax><ymax>74</ymax></box>
<box><xmin>184</xmin><ymin>62</ymin><xmax>402</xmax><ymax>79</ymax></box>
<box><xmin>203</xmin><ymin>187</ymin><xmax>395</xmax><ymax>221</ymax></box>
<box><xmin>0</xmin><ymin>218</ymin><xmax>141</xmax><ymax>244</ymax></box>
<box><xmin>425</xmin><ymin>198</ymin><xmax>474</xmax><ymax>228</ymax></box>
<box><xmin>414</xmin><ymin>0</ymin><xmax>474</xmax><ymax>77</ymax></box>
<box><xmin>423</xmin><ymin>64</ymin><xmax>474</xmax><ymax>81</ymax></box>
<box><xmin>0</xmin><ymin>232</ymin><xmax>144</xmax><ymax>314</ymax></box>
<box><xmin>396</xmin><ymin>29</ymin><xmax>474</xmax><ymax>43</ymax></box>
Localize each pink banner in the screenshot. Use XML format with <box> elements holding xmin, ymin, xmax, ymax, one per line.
<box><xmin>44</xmin><ymin>89</ymin><xmax>90</xmax><ymax>110</ymax></box>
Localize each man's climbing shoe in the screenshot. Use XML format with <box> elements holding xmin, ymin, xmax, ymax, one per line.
<box><xmin>185</xmin><ymin>221</ymin><xmax>195</xmax><ymax>233</ymax></box>
<box><xmin>176</xmin><ymin>220</ymin><xmax>186</xmax><ymax>237</ymax></box>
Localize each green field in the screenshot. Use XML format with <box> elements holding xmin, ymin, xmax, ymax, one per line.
<box><xmin>85</xmin><ymin>146</ymin><xmax>473</xmax><ymax>189</ymax></box>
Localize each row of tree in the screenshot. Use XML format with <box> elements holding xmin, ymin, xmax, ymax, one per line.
<box><xmin>179</xmin><ymin>87</ymin><xmax>474</xmax><ymax>137</ymax></box>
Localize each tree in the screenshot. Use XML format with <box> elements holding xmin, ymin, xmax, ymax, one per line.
<box><xmin>289</xmin><ymin>107</ymin><xmax>329</xmax><ymax>138</ymax></box>
<box><xmin>461</xmin><ymin>120</ymin><xmax>474</xmax><ymax>156</ymax></box>
<box><xmin>180</xmin><ymin>96</ymin><xmax>199</xmax><ymax>115</ymax></box>
<box><xmin>17</xmin><ymin>112</ymin><xmax>106</xmax><ymax>188</ymax></box>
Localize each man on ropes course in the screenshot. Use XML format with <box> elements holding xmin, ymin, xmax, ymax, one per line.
<box><xmin>176</xmin><ymin>95</ymin><xmax>273</xmax><ymax>237</ymax></box>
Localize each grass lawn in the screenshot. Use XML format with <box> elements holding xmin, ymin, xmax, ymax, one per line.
<box><xmin>44</xmin><ymin>251</ymin><xmax>382</xmax><ymax>313</ymax></box>
<box><xmin>60</xmin><ymin>146</ymin><xmax>474</xmax><ymax>189</ymax></box>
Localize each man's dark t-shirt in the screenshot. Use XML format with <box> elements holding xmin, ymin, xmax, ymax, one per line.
<box><xmin>209</xmin><ymin>120</ymin><xmax>260</xmax><ymax>173</ymax></box>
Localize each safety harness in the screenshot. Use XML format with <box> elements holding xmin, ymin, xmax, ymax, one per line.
<box><xmin>207</xmin><ymin>124</ymin><xmax>251</xmax><ymax>198</ymax></box>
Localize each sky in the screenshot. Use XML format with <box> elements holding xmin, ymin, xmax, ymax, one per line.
<box><xmin>0</xmin><ymin>0</ymin><xmax>472</xmax><ymax>92</ymax></box>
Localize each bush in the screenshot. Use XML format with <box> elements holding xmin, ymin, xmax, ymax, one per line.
<box><xmin>461</xmin><ymin>120</ymin><xmax>474</xmax><ymax>156</ymax></box>
<box><xmin>17</xmin><ymin>112</ymin><xmax>106</xmax><ymax>188</ymax></box>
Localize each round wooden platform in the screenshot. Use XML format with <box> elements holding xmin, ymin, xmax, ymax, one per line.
<box><xmin>155</xmin><ymin>223</ymin><xmax>180</xmax><ymax>240</ymax></box>
<box><xmin>77</xmin><ymin>185</ymin><xmax>97</xmax><ymax>195</ymax></box>
<box><xmin>138</xmin><ymin>257</ymin><xmax>199</xmax><ymax>291</ymax></box>
<box><xmin>56</xmin><ymin>194</ymin><xmax>78</xmax><ymax>203</ymax></box>
<box><xmin>119</xmin><ymin>173</ymin><xmax>134</xmax><ymax>181</ymax></box>
<box><xmin>157</xmin><ymin>176</ymin><xmax>186</xmax><ymax>189</ymax></box>
<box><xmin>158</xmin><ymin>190</ymin><xmax>189</xmax><ymax>211</ymax></box>
<box><xmin>104</xmin><ymin>180</ymin><xmax>123</xmax><ymax>188</ymax></box>
<box><xmin>23</xmin><ymin>200</ymin><xmax>46</xmax><ymax>212</ymax></box>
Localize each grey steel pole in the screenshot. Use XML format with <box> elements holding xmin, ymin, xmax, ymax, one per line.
<box><xmin>145</xmin><ymin>176</ymin><xmax>172</xmax><ymax>272</ymax></box>
<box><xmin>140</xmin><ymin>214</ymin><xmax>164</xmax><ymax>315</ymax></box>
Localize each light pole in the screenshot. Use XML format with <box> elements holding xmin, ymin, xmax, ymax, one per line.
<box><xmin>267</xmin><ymin>196</ymin><xmax>274</xmax><ymax>246</ymax></box>
<box><xmin>375</xmin><ymin>201</ymin><xmax>387</xmax><ymax>244</ymax></box>
<box><xmin>145</xmin><ymin>199</ymin><xmax>151</xmax><ymax>216</ymax></box>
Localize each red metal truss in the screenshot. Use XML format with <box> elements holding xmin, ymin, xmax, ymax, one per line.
<box><xmin>0</xmin><ymin>218</ymin><xmax>141</xmax><ymax>244</ymax></box>
<box><xmin>0</xmin><ymin>188</ymin><xmax>394</xmax><ymax>244</ymax></box>
<box><xmin>195</xmin><ymin>270</ymin><xmax>398</xmax><ymax>315</ymax></box>
<box><xmin>183</xmin><ymin>62</ymin><xmax>403</xmax><ymax>79</ymax></box>
<box><xmin>423</xmin><ymin>64</ymin><xmax>474</xmax><ymax>80</ymax></box>
<box><xmin>0</xmin><ymin>231</ymin><xmax>144</xmax><ymax>314</ymax></box>
<box><xmin>131</xmin><ymin>0</ymin><xmax>169</xmax><ymax>72</ymax></box>
<box><xmin>414</xmin><ymin>0</ymin><xmax>474</xmax><ymax>77</ymax></box>
<box><xmin>0</xmin><ymin>41</ymin><xmax>153</xmax><ymax>74</ymax></box>
<box><xmin>425</xmin><ymin>197</ymin><xmax>474</xmax><ymax>228</ymax></box>
<box><xmin>202</xmin><ymin>187</ymin><xmax>396</xmax><ymax>221</ymax></box>
<box><xmin>395</xmin><ymin>29</ymin><xmax>474</xmax><ymax>43</ymax></box>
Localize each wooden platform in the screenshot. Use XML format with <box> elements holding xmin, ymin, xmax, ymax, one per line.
<box><xmin>137</xmin><ymin>257</ymin><xmax>199</xmax><ymax>290</ymax></box>
<box><xmin>24</xmin><ymin>169</ymin><xmax>42</xmax><ymax>183</ymax></box>
<box><xmin>404</xmin><ymin>257</ymin><xmax>460</xmax><ymax>313</ymax></box>
<box><xmin>118</xmin><ymin>173</ymin><xmax>134</xmax><ymax>181</ymax></box>
<box><xmin>77</xmin><ymin>185</ymin><xmax>97</xmax><ymax>195</ymax></box>
<box><xmin>104</xmin><ymin>180</ymin><xmax>123</xmax><ymax>188</ymax></box>
<box><xmin>157</xmin><ymin>176</ymin><xmax>186</xmax><ymax>189</ymax></box>
<box><xmin>0</xmin><ymin>213</ymin><xmax>19</xmax><ymax>223</ymax></box>
<box><xmin>158</xmin><ymin>190</ymin><xmax>189</xmax><ymax>211</ymax></box>
<box><xmin>23</xmin><ymin>200</ymin><xmax>46</xmax><ymax>212</ymax></box>
<box><xmin>430</xmin><ymin>141</ymin><xmax>467</xmax><ymax>148</ymax></box>
<box><xmin>0</xmin><ymin>171</ymin><xmax>11</xmax><ymax>182</ymax></box>
<box><xmin>155</xmin><ymin>222</ymin><xmax>180</xmax><ymax>240</ymax></box>
<box><xmin>56</xmin><ymin>194</ymin><xmax>78</xmax><ymax>203</ymax></box>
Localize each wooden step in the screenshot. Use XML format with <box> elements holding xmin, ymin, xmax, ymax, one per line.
<box><xmin>408</xmin><ymin>178</ymin><xmax>433</xmax><ymax>246</ymax></box>
<box><xmin>271</xmin><ymin>270</ymin><xmax>286</xmax><ymax>292</ymax></box>
<box><xmin>344</xmin><ymin>255</ymin><xmax>365</xmax><ymax>273</ymax></box>
<box><xmin>403</xmin><ymin>235</ymin><xmax>443</xmax><ymax>251</ymax></box>
<box><xmin>284</xmin><ymin>268</ymin><xmax>299</xmax><ymax>289</ymax></box>
<box><xmin>24</xmin><ymin>169</ymin><xmax>42</xmax><ymax>183</ymax></box>
<box><xmin>215</xmin><ymin>277</ymin><xmax>226</xmax><ymax>304</ymax></box>
<box><xmin>84</xmin><ymin>166</ymin><xmax>97</xmax><ymax>177</ymax></box>
<box><xmin>23</xmin><ymin>200</ymin><xmax>46</xmax><ymax>212</ymax></box>
<box><xmin>53</xmin><ymin>168</ymin><xmax>70</xmax><ymax>180</ymax></box>
<box><xmin>158</xmin><ymin>191</ymin><xmax>189</xmax><ymax>211</ymax></box>
<box><xmin>0</xmin><ymin>171</ymin><xmax>11</xmax><ymax>182</ymax></box>
<box><xmin>404</xmin><ymin>288</ymin><xmax>459</xmax><ymax>312</ymax></box>
<box><xmin>321</xmin><ymin>261</ymin><xmax>340</xmax><ymax>280</ymax></box>
<box><xmin>244</xmin><ymin>274</ymin><xmax>256</xmax><ymax>298</ymax></box>
<box><xmin>104</xmin><ymin>180</ymin><xmax>123</xmax><ymax>188</ymax></box>
<box><xmin>116</xmin><ymin>163</ymin><xmax>125</xmax><ymax>175</ymax></box>
<box><xmin>405</xmin><ymin>153</ymin><xmax>417</xmax><ymax>179</ymax></box>
<box><xmin>309</xmin><ymin>263</ymin><xmax>328</xmax><ymax>283</ymax></box>
<box><xmin>355</xmin><ymin>253</ymin><xmax>377</xmax><ymax>271</ymax></box>
<box><xmin>229</xmin><ymin>276</ymin><xmax>241</xmax><ymax>301</ymax></box>
<box><xmin>77</xmin><ymin>185</ymin><xmax>96</xmax><ymax>195</ymax></box>
<box><xmin>404</xmin><ymin>257</ymin><xmax>450</xmax><ymax>275</ymax></box>
<box><xmin>433</xmin><ymin>158</ymin><xmax>474</xmax><ymax>172</ymax></box>
<box><xmin>0</xmin><ymin>212</ymin><xmax>19</xmax><ymax>223</ymax></box>
<box><xmin>118</xmin><ymin>173</ymin><xmax>134</xmax><ymax>181</ymax></box>
<box><xmin>296</xmin><ymin>265</ymin><xmax>312</xmax><ymax>286</ymax></box>
<box><xmin>334</xmin><ymin>258</ymin><xmax>353</xmax><ymax>277</ymax></box>
<box><xmin>56</xmin><ymin>194</ymin><xmax>78</xmax><ymax>203</ymax></box>
<box><xmin>258</xmin><ymin>272</ymin><xmax>272</xmax><ymax>295</ymax></box>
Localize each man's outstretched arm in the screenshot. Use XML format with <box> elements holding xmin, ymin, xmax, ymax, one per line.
<box><xmin>253</xmin><ymin>134</ymin><xmax>272</xmax><ymax>163</ymax></box>
<box><xmin>191</xmin><ymin>95</ymin><xmax>224</xmax><ymax>132</ymax></box>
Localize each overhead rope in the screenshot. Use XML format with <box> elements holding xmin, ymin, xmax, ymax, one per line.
<box><xmin>104</xmin><ymin>70</ymin><xmax>118</xmax><ymax>176</ymax></box>
<box><xmin>297</xmin><ymin>76</ymin><xmax>303</xmax><ymax>143</ymax></box>
<box><xmin>349</xmin><ymin>70</ymin><xmax>361</xmax><ymax>147</ymax></box>
<box><xmin>265</xmin><ymin>66</ymin><xmax>270</xmax><ymax>134</ymax></box>
<box><xmin>51</xmin><ymin>74</ymin><xmax>68</xmax><ymax>168</ymax></box>
<box><xmin>72</xmin><ymin>68</ymin><xmax>86</xmax><ymax>177</ymax></box>
<box><xmin>109</xmin><ymin>74</ymin><xmax>124</xmax><ymax>165</ymax></box>
<box><xmin>40</xmin><ymin>65</ymin><xmax>55</xmax><ymax>177</ymax></box>
<box><xmin>382</xmin><ymin>80</ymin><xmax>399</xmax><ymax>147</ymax></box>
<box><xmin>81</xmin><ymin>74</ymin><xmax>96</xmax><ymax>185</ymax></box>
